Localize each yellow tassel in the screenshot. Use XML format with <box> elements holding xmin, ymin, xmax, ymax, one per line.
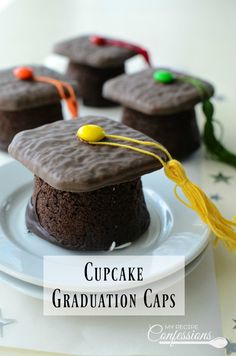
<box><xmin>77</xmin><ymin>125</ymin><xmax>236</xmax><ymax>251</ymax></box>
<box><xmin>164</xmin><ymin>160</ymin><xmax>236</xmax><ymax>250</ymax></box>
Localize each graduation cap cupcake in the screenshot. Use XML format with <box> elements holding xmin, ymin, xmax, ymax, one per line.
<box><xmin>0</xmin><ymin>65</ymin><xmax>78</xmax><ymax>151</ymax></box>
<box><xmin>9</xmin><ymin>116</ymin><xmax>166</xmax><ymax>251</ymax></box>
<box><xmin>53</xmin><ymin>35</ymin><xmax>150</xmax><ymax>107</ymax></box>
<box><xmin>9</xmin><ymin>115</ymin><xmax>236</xmax><ymax>252</ymax></box>
<box><xmin>103</xmin><ymin>68</ymin><xmax>214</xmax><ymax>158</ymax></box>
<box><xmin>104</xmin><ymin>68</ymin><xmax>236</xmax><ymax>168</ymax></box>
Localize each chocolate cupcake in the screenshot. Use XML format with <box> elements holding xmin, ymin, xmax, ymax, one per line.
<box><xmin>103</xmin><ymin>68</ymin><xmax>214</xmax><ymax>158</ymax></box>
<box><xmin>0</xmin><ymin>65</ymin><xmax>78</xmax><ymax>152</ymax></box>
<box><xmin>53</xmin><ymin>35</ymin><xmax>150</xmax><ymax>107</ymax></box>
<box><xmin>8</xmin><ymin>116</ymin><xmax>166</xmax><ymax>251</ymax></box>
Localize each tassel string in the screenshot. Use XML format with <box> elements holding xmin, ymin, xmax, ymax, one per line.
<box><xmin>90</xmin><ymin>35</ymin><xmax>151</xmax><ymax>66</ymax></box>
<box><xmin>13</xmin><ymin>66</ymin><xmax>78</xmax><ymax>119</ymax></box>
<box><xmin>33</xmin><ymin>76</ymin><xmax>78</xmax><ymax>119</ymax></box>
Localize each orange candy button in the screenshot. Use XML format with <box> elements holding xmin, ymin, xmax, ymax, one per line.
<box><xmin>13</xmin><ymin>66</ymin><xmax>33</xmax><ymax>80</ymax></box>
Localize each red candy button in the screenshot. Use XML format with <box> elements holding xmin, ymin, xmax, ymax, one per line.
<box><xmin>90</xmin><ymin>35</ymin><xmax>106</xmax><ymax>46</ymax></box>
<box><xmin>13</xmin><ymin>66</ymin><xmax>34</xmax><ymax>80</ymax></box>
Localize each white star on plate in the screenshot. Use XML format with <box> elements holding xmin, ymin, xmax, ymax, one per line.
<box><xmin>0</xmin><ymin>309</ymin><xmax>16</xmax><ymax>336</ymax></box>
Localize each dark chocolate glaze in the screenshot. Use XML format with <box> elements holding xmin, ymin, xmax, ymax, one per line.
<box><xmin>26</xmin><ymin>199</ymin><xmax>70</xmax><ymax>249</ymax></box>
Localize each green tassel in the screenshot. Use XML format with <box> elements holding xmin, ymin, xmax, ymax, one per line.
<box><xmin>181</xmin><ymin>76</ymin><xmax>236</xmax><ymax>168</ymax></box>
<box><xmin>203</xmin><ymin>100</ymin><xmax>236</xmax><ymax>167</ymax></box>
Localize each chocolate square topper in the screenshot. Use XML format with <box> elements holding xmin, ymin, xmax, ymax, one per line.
<box><xmin>103</xmin><ymin>68</ymin><xmax>214</xmax><ymax>115</ymax></box>
<box><xmin>53</xmin><ymin>35</ymin><xmax>148</xmax><ymax>68</ymax></box>
<box><xmin>0</xmin><ymin>65</ymin><xmax>77</xmax><ymax>111</ymax></box>
<box><xmin>8</xmin><ymin>116</ymin><xmax>167</xmax><ymax>192</ymax></box>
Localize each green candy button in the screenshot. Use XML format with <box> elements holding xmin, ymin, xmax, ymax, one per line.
<box><xmin>153</xmin><ymin>70</ymin><xmax>174</xmax><ymax>84</ymax></box>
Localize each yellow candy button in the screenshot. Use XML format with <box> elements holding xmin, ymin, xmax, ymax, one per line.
<box><xmin>77</xmin><ymin>124</ymin><xmax>106</xmax><ymax>142</ymax></box>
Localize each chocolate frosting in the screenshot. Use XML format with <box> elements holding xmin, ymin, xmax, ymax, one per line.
<box><xmin>103</xmin><ymin>68</ymin><xmax>214</xmax><ymax>115</ymax></box>
<box><xmin>9</xmin><ymin>116</ymin><xmax>167</xmax><ymax>192</ymax></box>
<box><xmin>0</xmin><ymin>65</ymin><xmax>78</xmax><ymax>111</ymax></box>
<box><xmin>53</xmin><ymin>35</ymin><xmax>137</xmax><ymax>68</ymax></box>
<box><xmin>26</xmin><ymin>199</ymin><xmax>66</xmax><ymax>248</ymax></box>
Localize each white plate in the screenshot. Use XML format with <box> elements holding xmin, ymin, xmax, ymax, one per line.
<box><xmin>0</xmin><ymin>245</ymin><xmax>208</xmax><ymax>300</ymax></box>
<box><xmin>0</xmin><ymin>162</ymin><xmax>209</xmax><ymax>287</ymax></box>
